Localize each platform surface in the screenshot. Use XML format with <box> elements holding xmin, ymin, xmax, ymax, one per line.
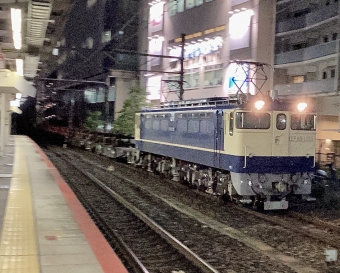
<box><xmin>0</xmin><ymin>135</ymin><xmax>128</xmax><ymax>273</ymax></box>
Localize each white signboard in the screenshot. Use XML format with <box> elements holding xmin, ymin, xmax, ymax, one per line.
<box><xmin>146</xmin><ymin>76</ymin><xmax>162</xmax><ymax>100</ymax></box>
<box><xmin>224</xmin><ymin>63</ymin><xmax>249</xmax><ymax>95</ymax></box>
<box><xmin>149</xmin><ymin>2</ymin><xmax>164</xmax><ymax>33</ymax></box>
<box><xmin>229</xmin><ymin>9</ymin><xmax>254</xmax><ymax>50</ymax></box>
<box><xmin>149</xmin><ymin>37</ymin><xmax>163</xmax><ymax>66</ymax></box>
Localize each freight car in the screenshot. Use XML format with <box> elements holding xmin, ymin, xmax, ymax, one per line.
<box><xmin>132</xmin><ymin>95</ymin><xmax>316</xmax><ymax>210</ymax></box>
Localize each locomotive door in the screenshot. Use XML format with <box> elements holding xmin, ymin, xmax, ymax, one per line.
<box><xmin>214</xmin><ymin>110</ymin><xmax>224</xmax><ymax>168</ymax></box>
<box><xmin>272</xmin><ymin>111</ymin><xmax>289</xmax><ymax>156</ymax></box>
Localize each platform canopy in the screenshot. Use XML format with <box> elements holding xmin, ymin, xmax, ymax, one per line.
<box><xmin>0</xmin><ymin>69</ymin><xmax>36</xmax><ymax>98</ymax></box>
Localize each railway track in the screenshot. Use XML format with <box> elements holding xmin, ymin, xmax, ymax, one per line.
<box><xmin>66</xmin><ymin>146</ymin><xmax>340</xmax><ymax>248</ymax></box>
<box><xmin>47</xmin><ymin>149</ymin><xmax>213</xmax><ymax>273</ymax></box>
<box><xmin>47</xmin><ymin>146</ymin><xmax>340</xmax><ymax>272</ymax></box>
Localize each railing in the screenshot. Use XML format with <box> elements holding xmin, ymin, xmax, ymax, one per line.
<box><xmin>276</xmin><ymin>3</ymin><xmax>338</xmax><ymax>33</ymax></box>
<box><xmin>275</xmin><ymin>40</ymin><xmax>338</xmax><ymax>65</ymax></box>
<box><xmin>274</xmin><ymin>78</ymin><xmax>336</xmax><ymax>96</ymax></box>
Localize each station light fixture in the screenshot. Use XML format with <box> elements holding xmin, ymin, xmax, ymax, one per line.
<box><xmin>11</xmin><ymin>8</ymin><xmax>22</xmax><ymax>50</ymax></box>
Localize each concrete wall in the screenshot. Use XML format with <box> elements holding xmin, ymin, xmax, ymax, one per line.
<box><xmin>110</xmin><ymin>70</ymin><xmax>138</xmax><ymax>120</ymax></box>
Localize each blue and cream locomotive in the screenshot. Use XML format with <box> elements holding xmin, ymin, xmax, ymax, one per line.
<box><xmin>133</xmin><ymin>94</ymin><xmax>316</xmax><ymax>210</ymax></box>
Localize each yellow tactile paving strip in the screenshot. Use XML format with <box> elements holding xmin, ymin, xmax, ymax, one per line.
<box><xmin>0</xmin><ymin>137</ymin><xmax>39</xmax><ymax>272</ymax></box>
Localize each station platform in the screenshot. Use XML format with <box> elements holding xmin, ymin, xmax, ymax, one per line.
<box><xmin>0</xmin><ymin>135</ymin><xmax>128</xmax><ymax>273</ymax></box>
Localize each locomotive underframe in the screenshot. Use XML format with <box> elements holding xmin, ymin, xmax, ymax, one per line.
<box><xmin>127</xmin><ymin>149</ymin><xmax>312</xmax><ymax>210</ymax></box>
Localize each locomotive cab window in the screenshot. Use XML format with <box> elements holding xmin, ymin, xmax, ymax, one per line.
<box><xmin>235</xmin><ymin>112</ymin><xmax>270</xmax><ymax>129</ymax></box>
<box><xmin>276</xmin><ymin>114</ymin><xmax>287</xmax><ymax>130</ymax></box>
<box><xmin>291</xmin><ymin>114</ymin><xmax>315</xmax><ymax>130</ymax></box>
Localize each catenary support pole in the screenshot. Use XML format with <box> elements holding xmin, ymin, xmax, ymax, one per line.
<box><xmin>179</xmin><ymin>33</ymin><xmax>185</xmax><ymax>101</ymax></box>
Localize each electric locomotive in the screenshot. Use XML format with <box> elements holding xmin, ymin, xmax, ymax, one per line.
<box><xmin>132</xmin><ymin>94</ymin><xmax>316</xmax><ymax>210</ymax></box>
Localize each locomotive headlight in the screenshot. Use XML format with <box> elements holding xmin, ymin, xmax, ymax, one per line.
<box><xmin>297</xmin><ymin>102</ymin><xmax>307</xmax><ymax>112</ymax></box>
<box><xmin>248</xmin><ymin>180</ymin><xmax>252</xmax><ymax>186</ymax></box>
<box><xmin>254</xmin><ymin>100</ymin><xmax>265</xmax><ymax>110</ymax></box>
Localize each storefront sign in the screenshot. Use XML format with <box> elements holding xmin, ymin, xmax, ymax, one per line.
<box><xmin>169</xmin><ymin>36</ymin><xmax>222</xmax><ymax>61</ymax></box>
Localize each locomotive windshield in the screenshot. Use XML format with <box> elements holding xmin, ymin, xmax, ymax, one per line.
<box><xmin>235</xmin><ymin>112</ymin><xmax>270</xmax><ymax>129</ymax></box>
<box><xmin>291</xmin><ymin>114</ymin><xmax>315</xmax><ymax>130</ymax></box>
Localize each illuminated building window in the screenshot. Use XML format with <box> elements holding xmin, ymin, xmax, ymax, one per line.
<box><xmin>169</xmin><ymin>0</ymin><xmax>213</xmax><ymax>16</ymax></box>
<box><xmin>102</xmin><ymin>31</ymin><xmax>111</xmax><ymax>43</ymax></box>
<box><xmin>177</xmin><ymin>0</ymin><xmax>184</xmax><ymax>13</ymax></box>
<box><xmin>292</xmin><ymin>75</ymin><xmax>304</xmax><ymax>83</ymax></box>
<box><xmin>204</xmin><ymin>64</ymin><xmax>223</xmax><ymax>87</ymax></box>
<box><xmin>186</xmin><ymin>0</ymin><xmax>195</xmax><ymax>9</ymax></box>
<box><xmin>167</xmin><ymin>69</ymin><xmax>199</xmax><ymax>90</ymax></box>
<box><xmin>169</xmin><ymin>0</ymin><xmax>177</xmax><ymax>16</ymax></box>
<box><xmin>166</xmin><ymin>75</ymin><xmax>180</xmax><ymax>91</ymax></box>
<box><xmin>85</xmin><ymin>89</ymin><xmax>96</xmax><ymax>103</ymax></box>
<box><xmin>184</xmin><ymin>68</ymin><xmax>199</xmax><ymax>89</ymax></box>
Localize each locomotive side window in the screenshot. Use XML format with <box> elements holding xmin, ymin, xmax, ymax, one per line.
<box><xmin>188</xmin><ymin>120</ymin><xmax>199</xmax><ymax>132</ymax></box>
<box><xmin>161</xmin><ymin>119</ymin><xmax>169</xmax><ymax>131</ymax></box>
<box><xmin>145</xmin><ymin>119</ymin><xmax>152</xmax><ymax>129</ymax></box>
<box><xmin>291</xmin><ymin>114</ymin><xmax>315</xmax><ymax>130</ymax></box>
<box><xmin>276</xmin><ymin>114</ymin><xmax>287</xmax><ymax>130</ymax></box>
<box><xmin>152</xmin><ymin>120</ymin><xmax>160</xmax><ymax>130</ymax></box>
<box><xmin>200</xmin><ymin>120</ymin><xmax>208</xmax><ymax>133</ymax></box>
<box><xmin>235</xmin><ymin>112</ymin><xmax>270</xmax><ymax>129</ymax></box>
<box><xmin>177</xmin><ymin>119</ymin><xmax>187</xmax><ymax>132</ymax></box>
<box><xmin>200</xmin><ymin>120</ymin><xmax>214</xmax><ymax>133</ymax></box>
<box><xmin>229</xmin><ymin>112</ymin><xmax>234</xmax><ymax>136</ymax></box>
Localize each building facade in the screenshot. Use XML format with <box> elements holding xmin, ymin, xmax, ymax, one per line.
<box><xmin>274</xmin><ymin>0</ymin><xmax>340</xmax><ymax>165</ymax></box>
<box><xmin>140</xmin><ymin>0</ymin><xmax>276</xmax><ymax>103</ymax></box>
<box><xmin>37</xmin><ymin>0</ymin><xmax>140</xmax><ymax>127</ymax></box>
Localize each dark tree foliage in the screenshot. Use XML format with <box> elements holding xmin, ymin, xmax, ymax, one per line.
<box><xmin>113</xmin><ymin>86</ymin><xmax>149</xmax><ymax>136</ymax></box>
<box><xmin>84</xmin><ymin>111</ymin><xmax>103</xmax><ymax>131</ymax></box>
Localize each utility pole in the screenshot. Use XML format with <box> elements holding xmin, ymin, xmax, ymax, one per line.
<box><xmin>179</xmin><ymin>33</ymin><xmax>185</xmax><ymax>100</ymax></box>
<box><xmin>104</xmin><ymin>78</ymin><xmax>110</xmax><ymax>133</ymax></box>
<box><xmin>67</xmin><ymin>91</ymin><xmax>75</xmax><ymax>145</ymax></box>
